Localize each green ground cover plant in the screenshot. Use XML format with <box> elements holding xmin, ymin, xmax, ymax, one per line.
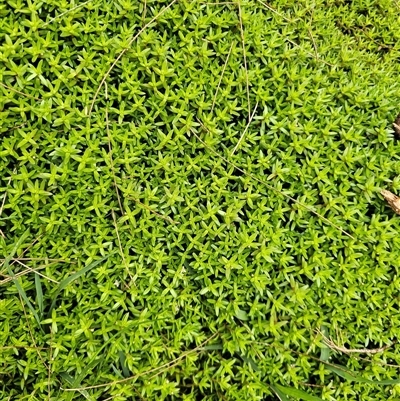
<box><xmin>2</xmin><ymin>0</ymin><xmax>400</xmax><ymax>399</ymax></box>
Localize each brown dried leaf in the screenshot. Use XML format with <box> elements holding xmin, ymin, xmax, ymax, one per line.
<box><xmin>393</xmin><ymin>113</ymin><xmax>400</xmax><ymax>136</ymax></box>
<box><xmin>381</xmin><ymin>189</ymin><xmax>400</xmax><ymax>215</ymax></box>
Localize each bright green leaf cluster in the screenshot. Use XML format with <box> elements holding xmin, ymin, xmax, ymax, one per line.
<box><xmin>2</xmin><ymin>0</ymin><xmax>400</xmax><ymax>400</ymax></box>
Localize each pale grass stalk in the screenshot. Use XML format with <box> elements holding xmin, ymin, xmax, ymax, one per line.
<box><xmin>111</xmin><ymin>210</ymin><xmax>134</xmax><ymax>282</ymax></box>
<box><xmin>14</xmin><ymin>260</ymin><xmax>59</xmax><ymax>284</ymax></box>
<box><xmin>254</xmin><ymin>0</ymin><xmax>292</xmax><ymax>22</ymax></box>
<box><xmin>0</xmin><ymin>262</ymin><xmax>60</xmax><ymax>285</ymax></box>
<box><xmin>105</xmin><ymin>83</ymin><xmax>134</xmax><ymax>282</ymax></box>
<box><xmin>211</xmin><ymin>41</ymin><xmax>235</xmax><ymax>114</ymax></box>
<box><xmin>307</xmin><ymin>26</ymin><xmax>319</xmax><ymax>61</ymax></box>
<box><xmin>237</xmin><ymin>1</ymin><xmax>250</xmax><ymax>123</ymax></box>
<box><xmin>307</xmin><ymin>7</ymin><xmax>318</xmax><ymax>61</ymax></box>
<box><xmin>231</xmin><ymin>101</ymin><xmax>258</xmax><ymax>155</ymax></box>
<box><xmin>0</xmin><ymin>82</ymin><xmax>40</xmax><ymax>100</ymax></box>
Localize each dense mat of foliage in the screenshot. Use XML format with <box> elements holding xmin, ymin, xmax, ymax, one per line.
<box><xmin>2</xmin><ymin>0</ymin><xmax>400</xmax><ymax>399</ymax></box>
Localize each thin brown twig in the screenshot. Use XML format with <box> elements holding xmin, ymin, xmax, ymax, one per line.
<box><xmin>231</xmin><ymin>101</ymin><xmax>258</xmax><ymax>155</ymax></box>
<box><xmin>307</xmin><ymin>9</ymin><xmax>319</xmax><ymax>61</ymax></box>
<box><xmin>211</xmin><ymin>41</ymin><xmax>235</xmax><ymax>114</ymax></box>
<box><xmin>336</xmin><ymin>21</ymin><xmax>393</xmax><ymax>50</ymax></box>
<box><xmin>0</xmin><ymin>82</ymin><xmax>41</xmax><ymax>100</ymax></box>
<box><xmin>89</xmin><ymin>0</ymin><xmax>179</xmax><ymax>116</ymax></box>
<box><xmin>4</xmin><ymin>121</ymin><xmax>29</xmax><ymax>133</ymax></box>
<box><xmin>105</xmin><ymin>83</ymin><xmax>124</xmax><ymax>215</ymax></box>
<box><xmin>191</xmin><ymin>123</ymin><xmax>354</xmax><ymax>239</ymax></box>
<box><xmin>143</xmin><ymin>0</ymin><xmax>147</xmax><ymax>24</ymax></box>
<box><xmin>317</xmin><ymin>329</ymin><xmax>393</xmax><ymax>355</ymax></box>
<box><xmin>0</xmin><ymin>175</ymin><xmax>11</xmax><ymax>238</ymax></box>
<box><xmin>48</xmin><ymin>328</ymin><xmax>53</xmax><ymax>401</ymax></box>
<box><xmin>237</xmin><ymin>0</ymin><xmax>250</xmax><ymax>123</ymax></box>
<box><xmin>63</xmin><ymin>331</ymin><xmax>219</xmax><ymax>391</ymax></box>
<box><xmin>129</xmin><ymin>197</ymin><xmax>178</xmax><ymax>225</ymax></box>
<box><xmin>111</xmin><ymin>209</ymin><xmax>134</xmax><ymax>282</ymax></box>
<box><xmin>241</xmin><ymin>324</ymin><xmax>400</xmax><ymax>371</ymax></box>
<box><xmin>105</xmin><ymin>84</ymin><xmax>134</xmax><ymax>282</ymax></box>
<box><xmin>102</xmin><ymin>396</ymin><xmax>122</xmax><ymax>401</ymax></box>
<box><xmin>355</xmin><ymin>354</ymin><xmax>400</xmax><ymax>368</ymax></box>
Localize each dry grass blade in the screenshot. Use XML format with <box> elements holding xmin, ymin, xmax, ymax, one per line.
<box><xmin>211</xmin><ymin>41</ymin><xmax>235</xmax><ymax>114</ymax></box>
<box><xmin>142</xmin><ymin>0</ymin><xmax>147</xmax><ymax>24</ymax></box>
<box><xmin>19</xmin><ymin>294</ymin><xmax>49</xmax><ymax>370</ymax></box>
<box><xmin>48</xmin><ymin>328</ymin><xmax>54</xmax><ymax>400</ymax></box>
<box><xmin>254</xmin><ymin>0</ymin><xmax>292</xmax><ymax>22</ymax></box>
<box><xmin>0</xmin><ymin>176</ymin><xmax>10</xmax><ymax>216</ymax></box>
<box><xmin>317</xmin><ymin>329</ymin><xmax>393</xmax><ymax>355</ymax></box>
<box><xmin>105</xmin><ymin>83</ymin><xmax>134</xmax><ymax>282</ymax></box>
<box><xmin>307</xmin><ymin>9</ymin><xmax>319</xmax><ymax>61</ymax></box>
<box><xmin>89</xmin><ymin>0</ymin><xmax>179</xmax><ymax>116</ymax></box>
<box><xmin>0</xmin><ymin>262</ymin><xmax>60</xmax><ymax>285</ymax></box>
<box><xmin>308</xmin><ymin>27</ymin><xmax>318</xmax><ymax>60</ymax></box>
<box><xmin>42</xmin><ymin>0</ymin><xmax>95</xmax><ymax>27</ymax></box>
<box><xmin>15</xmin><ymin>260</ymin><xmax>59</xmax><ymax>284</ymax></box>
<box><xmin>231</xmin><ymin>101</ymin><xmax>258</xmax><ymax>155</ymax></box>
<box><xmin>381</xmin><ymin>189</ymin><xmax>400</xmax><ymax>215</ymax></box>
<box><xmin>237</xmin><ymin>0</ymin><xmax>250</xmax><ymax>123</ymax></box>
<box><xmin>191</xmin><ymin>124</ymin><xmax>354</xmax><ymax>239</ymax></box>
<box><xmin>63</xmin><ymin>331</ymin><xmax>218</xmax><ymax>391</ymax></box>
